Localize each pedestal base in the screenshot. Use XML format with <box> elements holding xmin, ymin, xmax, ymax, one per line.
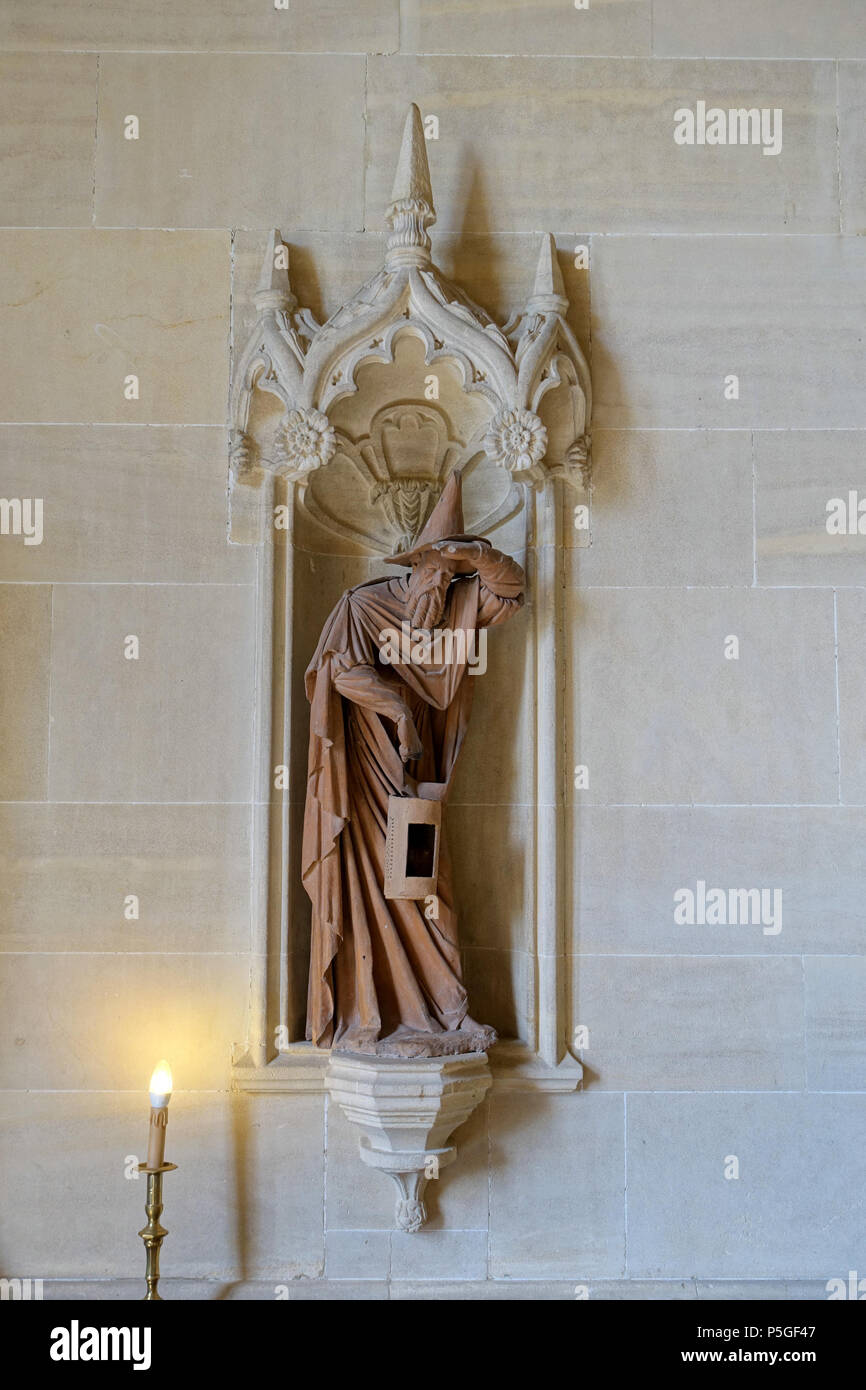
<box><xmin>332</xmin><ymin>1023</ymin><xmax>496</xmax><ymax>1058</ymax></box>
<box><xmin>325</xmin><ymin>1051</ymin><xmax>491</xmax><ymax>1232</ymax></box>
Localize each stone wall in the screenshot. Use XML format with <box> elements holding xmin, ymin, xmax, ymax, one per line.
<box><xmin>1</xmin><ymin>1</ymin><xmax>864</xmax><ymax>1297</ymax></box>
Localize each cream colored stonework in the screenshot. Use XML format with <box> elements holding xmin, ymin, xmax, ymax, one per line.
<box><xmin>1</xmin><ymin>0</ymin><xmax>864</xmax><ymax>1297</ymax></box>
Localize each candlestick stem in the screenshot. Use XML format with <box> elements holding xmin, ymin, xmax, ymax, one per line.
<box><xmin>137</xmin><ymin>1162</ymin><xmax>177</xmax><ymax>1300</ymax></box>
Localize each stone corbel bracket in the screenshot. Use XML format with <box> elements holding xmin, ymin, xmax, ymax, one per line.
<box><xmin>326</xmin><ymin>1054</ymin><xmax>492</xmax><ymax>1233</ymax></box>
<box><xmin>230</xmin><ymin>103</ymin><xmax>591</xmax><ymax>1099</ymax></box>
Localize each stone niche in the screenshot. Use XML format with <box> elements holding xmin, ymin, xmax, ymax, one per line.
<box><xmin>229</xmin><ymin>106</ymin><xmax>591</xmax><ymax>1099</ymax></box>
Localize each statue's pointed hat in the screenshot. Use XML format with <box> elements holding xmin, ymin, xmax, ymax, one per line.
<box><xmin>384</xmin><ymin>468</ymin><xmax>490</xmax><ymax>570</ymax></box>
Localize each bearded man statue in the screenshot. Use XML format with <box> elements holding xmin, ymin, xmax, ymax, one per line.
<box><xmin>302</xmin><ymin>468</ymin><xmax>525</xmax><ymax>1057</ymax></box>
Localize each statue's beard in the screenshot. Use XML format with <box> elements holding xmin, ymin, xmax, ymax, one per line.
<box><xmin>407</xmin><ymin>578</ymin><xmax>450</xmax><ymax>631</ymax></box>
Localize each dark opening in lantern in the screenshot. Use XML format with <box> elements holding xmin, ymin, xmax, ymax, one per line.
<box><xmin>385</xmin><ymin>795</ymin><xmax>442</xmax><ymax>899</ymax></box>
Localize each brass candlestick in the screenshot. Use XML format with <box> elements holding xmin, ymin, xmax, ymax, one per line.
<box><xmin>137</xmin><ymin>1161</ymin><xmax>177</xmax><ymax>1300</ymax></box>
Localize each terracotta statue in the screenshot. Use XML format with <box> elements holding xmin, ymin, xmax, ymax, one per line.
<box><xmin>302</xmin><ymin>468</ymin><xmax>525</xmax><ymax>1057</ymax></box>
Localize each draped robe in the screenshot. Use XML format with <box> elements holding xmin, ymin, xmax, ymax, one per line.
<box><xmin>302</xmin><ymin>558</ymin><xmax>523</xmax><ymax>1051</ymax></box>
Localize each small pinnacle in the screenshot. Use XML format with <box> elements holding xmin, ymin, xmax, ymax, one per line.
<box><xmin>389</xmin><ymin>104</ymin><xmax>435</xmax><ymax>215</ymax></box>
<box><xmin>531</xmin><ymin>233</ymin><xmax>567</xmax><ymax>306</ymax></box>
<box><xmin>256</xmin><ymin>228</ymin><xmax>293</xmax><ymax>302</ymax></box>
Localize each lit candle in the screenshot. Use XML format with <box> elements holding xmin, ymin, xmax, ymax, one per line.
<box><xmin>145</xmin><ymin>1059</ymin><xmax>173</xmax><ymax>1171</ymax></box>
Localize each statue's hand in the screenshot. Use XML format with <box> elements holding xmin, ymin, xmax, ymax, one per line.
<box><xmin>433</xmin><ymin>539</ymin><xmax>484</xmax><ymax>562</ymax></box>
<box><xmin>397</xmin><ymin>713</ymin><xmax>423</xmax><ymax>763</ymax></box>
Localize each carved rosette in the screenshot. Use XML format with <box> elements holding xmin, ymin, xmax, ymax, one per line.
<box><xmin>484</xmin><ymin>407</ymin><xmax>548</xmax><ymax>484</ymax></box>
<box><xmin>271</xmin><ymin>407</ymin><xmax>337</xmax><ymax>480</ymax></box>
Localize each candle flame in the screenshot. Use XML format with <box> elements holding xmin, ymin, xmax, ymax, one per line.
<box><xmin>149</xmin><ymin>1059</ymin><xmax>173</xmax><ymax>1097</ymax></box>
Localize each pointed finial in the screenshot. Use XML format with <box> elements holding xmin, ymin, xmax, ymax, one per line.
<box><xmin>526</xmin><ymin>234</ymin><xmax>568</xmax><ymax>315</ymax></box>
<box><xmin>390</xmin><ymin>104</ymin><xmax>434</xmax><ymax>209</ymax></box>
<box><xmin>385</xmin><ymin>104</ymin><xmax>436</xmax><ymax>270</ymax></box>
<box><xmin>255</xmin><ymin>229</ymin><xmax>296</xmax><ymax>313</ymax></box>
